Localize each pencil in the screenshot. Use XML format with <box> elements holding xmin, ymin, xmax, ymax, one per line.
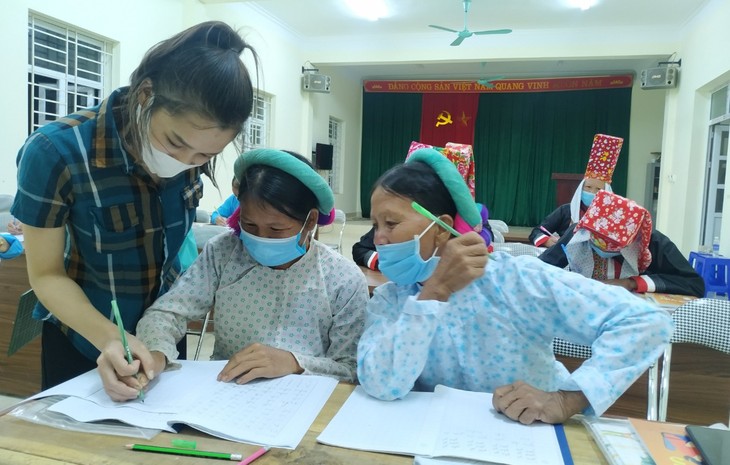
<box><xmin>539</xmin><ymin>225</ymin><xmax>557</xmax><ymax>237</ymax></box>
<box><xmin>561</xmin><ymin>244</ymin><xmax>573</xmax><ymax>270</ymax></box>
<box><xmin>111</xmin><ymin>300</ymin><xmax>144</xmax><ymax>402</ymax></box>
<box><xmin>237</xmin><ymin>446</ymin><xmax>270</xmax><ymax>465</ymax></box>
<box><xmin>411</xmin><ymin>201</ymin><xmax>461</xmax><ymax>237</ymax></box>
<box><xmin>125</xmin><ymin>444</ymin><xmax>243</xmax><ymax>461</ymax></box>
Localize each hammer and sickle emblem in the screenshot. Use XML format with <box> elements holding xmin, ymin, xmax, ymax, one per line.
<box><xmin>435</xmin><ymin>111</ymin><xmax>453</xmax><ymax>127</ymax></box>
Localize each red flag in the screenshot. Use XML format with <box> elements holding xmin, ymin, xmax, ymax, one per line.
<box><xmin>419</xmin><ymin>93</ymin><xmax>479</xmax><ymax>147</ymax></box>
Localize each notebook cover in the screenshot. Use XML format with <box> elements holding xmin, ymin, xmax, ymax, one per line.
<box><xmin>628</xmin><ymin>418</ymin><xmax>705</xmax><ymax>465</ymax></box>
<box><xmin>685</xmin><ymin>425</ymin><xmax>730</xmax><ymax>465</ymax></box>
<box><xmin>554</xmin><ymin>423</ymin><xmax>574</xmax><ymax>465</ymax></box>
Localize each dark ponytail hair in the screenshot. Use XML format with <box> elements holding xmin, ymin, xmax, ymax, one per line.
<box><xmin>238</xmin><ymin>151</ymin><xmax>319</xmax><ymax>223</ymax></box>
<box><xmin>123</xmin><ymin>21</ymin><xmax>260</xmax><ymax>187</ymax></box>
<box><xmin>373</xmin><ymin>161</ymin><xmax>457</xmax><ymax>218</ymax></box>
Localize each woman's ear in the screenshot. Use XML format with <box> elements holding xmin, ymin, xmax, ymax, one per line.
<box><xmin>434</xmin><ymin>214</ymin><xmax>455</xmax><ymax>248</ymax></box>
<box><xmin>305</xmin><ymin>208</ymin><xmax>319</xmax><ymax>237</ymax></box>
<box><xmin>137</xmin><ymin>79</ymin><xmax>154</xmax><ymax>107</ymax></box>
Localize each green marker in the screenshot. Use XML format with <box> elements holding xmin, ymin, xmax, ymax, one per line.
<box><xmin>125</xmin><ymin>443</ymin><xmax>243</xmax><ymax>461</ymax></box>
<box><xmin>111</xmin><ymin>300</ymin><xmax>144</xmax><ymax>402</ymax></box>
<box><xmin>411</xmin><ymin>201</ymin><xmax>461</xmax><ymax>237</ymax></box>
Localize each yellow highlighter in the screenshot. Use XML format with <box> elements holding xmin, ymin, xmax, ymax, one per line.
<box><xmin>111</xmin><ymin>300</ymin><xmax>144</xmax><ymax>401</ymax></box>
<box><xmin>411</xmin><ymin>201</ymin><xmax>461</xmax><ymax>237</ymax></box>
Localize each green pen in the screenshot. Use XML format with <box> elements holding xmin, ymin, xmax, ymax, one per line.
<box><xmin>411</xmin><ymin>201</ymin><xmax>461</xmax><ymax>237</ymax></box>
<box><xmin>111</xmin><ymin>300</ymin><xmax>144</xmax><ymax>401</ymax></box>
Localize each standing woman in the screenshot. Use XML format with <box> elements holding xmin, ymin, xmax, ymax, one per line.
<box><xmin>11</xmin><ymin>21</ymin><xmax>258</xmax><ymax>390</ymax></box>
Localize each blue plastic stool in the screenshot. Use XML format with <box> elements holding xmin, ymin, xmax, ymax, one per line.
<box><xmin>689</xmin><ymin>252</ymin><xmax>730</xmax><ymax>298</ymax></box>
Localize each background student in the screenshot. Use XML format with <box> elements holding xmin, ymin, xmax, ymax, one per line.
<box><xmin>528</xmin><ymin>134</ymin><xmax>623</xmax><ymax>248</ymax></box>
<box><xmin>357</xmin><ymin>147</ymin><xmax>672</xmax><ymax>425</ymax></box>
<box><xmin>210</xmin><ymin>177</ymin><xmax>240</xmax><ymax>226</ymax></box>
<box><xmin>11</xmin><ymin>21</ymin><xmax>259</xmax><ymax>390</ymax></box>
<box><xmin>99</xmin><ymin>149</ymin><xmax>368</xmax><ymax>401</ymax></box>
<box><xmin>539</xmin><ymin>190</ymin><xmax>704</xmax><ymax>297</ymax></box>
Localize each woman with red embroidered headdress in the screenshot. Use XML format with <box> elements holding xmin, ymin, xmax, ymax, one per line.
<box><xmin>539</xmin><ymin>190</ymin><xmax>704</xmax><ymax>297</ymax></box>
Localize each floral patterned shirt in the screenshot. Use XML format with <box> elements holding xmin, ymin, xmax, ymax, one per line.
<box><xmin>357</xmin><ymin>252</ymin><xmax>673</xmax><ymax>416</ymax></box>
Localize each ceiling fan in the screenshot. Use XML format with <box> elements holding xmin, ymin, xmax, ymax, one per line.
<box><xmin>429</xmin><ymin>0</ymin><xmax>512</xmax><ymax>46</ymax></box>
<box><xmin>476</xmin><ymin>76</ymin><xmax>505</xmax><ymax>88</ymax></box>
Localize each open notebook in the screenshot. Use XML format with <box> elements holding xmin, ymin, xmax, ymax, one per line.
<box><xmin>317</xmin><ymin>385</ymin><xmax>572</xmax><ymax>465</ymax></box>
<box><xmin>13</xmin><ymin>360</ymin><xmax>337</xmax><ymax>448</ymax></box>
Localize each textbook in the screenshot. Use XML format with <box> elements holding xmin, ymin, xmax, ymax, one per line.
<box><xmin>581</xmin><ymin>416</ymin><xmax>655</xmax><ymax>465</ymax></box>
<box><xmin>16</xmin><ymin>360</ymin><xmax>337</xmax><ymax>448</ymax></box>
<box><xmin>645</xmin><ymin>293</ymin><xmax>697</xmax><ymax>310</ymax></box>
<box><xmin>317</xmin><ymin>385</ymin><xmax>572</xmax><ymax>465</ymax></box>
<box><xmin>628</xmin><ymin>418</ymin><xmax>706</xmax><ymax>465</ymax></box>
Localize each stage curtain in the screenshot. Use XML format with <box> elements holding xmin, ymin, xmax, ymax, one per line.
<box><xmin>419</xmin><ymin>93</ymin><xmax>479</xmax><ymax>147</ymax></box>
<box><xmin>473</xmin><ymin>88</ymin><xmax>631</xmax><ymax>226</ymax></box>
<box><xmin>360</xmin><ymin>91</ymin><xmax>422</xmax><ymax>217</ymax></box>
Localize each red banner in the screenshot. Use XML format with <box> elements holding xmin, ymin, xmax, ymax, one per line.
<box><xmin>419</xmin><ymin>93</ymin><xmax>479</xmax><ymax>147</ymax></box>
<box><xmin>364</xmin><ymin>75</ymin><xmax>633</xmax><ymax>93</ymax></box>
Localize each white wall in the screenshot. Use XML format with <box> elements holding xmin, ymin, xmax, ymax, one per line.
<box><xmin>626</xmin><ymin>84</ymin><xmax>666</xmax><ymax>205</ymax></box>
<box><xmin>658</xmin><ymin>0</ymin><xmax>730</xmax><ymax>255</ymax></box>
<box><xmin>309</xmin><ymin>66</ymin><xmax>363</xmax><ymax>216</ymax></box>
<box><xmin>0</xmin><ymin>0</ymin><xmax>187</xmax><ymax>194</ymax></box>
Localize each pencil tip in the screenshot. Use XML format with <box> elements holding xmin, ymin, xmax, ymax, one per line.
<box><xmin>124</xmin><ymin>444</ymin><xmax>134</xmax><ymax>449</ymax></box>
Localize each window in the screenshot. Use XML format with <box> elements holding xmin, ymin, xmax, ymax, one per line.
<box><xmin>243</xmin><ymin>92</ymin><xmax>271</xmax><ymax>151</ymax></box>
<box><xmin>327</xmin><ymin>117</ymin><xmax>343</xmax><ymax>194</ymax></box>
<box><xmin>27</xmin><ymin>15</ymin><xmax>112</xmax><ymax>134</ymax></box>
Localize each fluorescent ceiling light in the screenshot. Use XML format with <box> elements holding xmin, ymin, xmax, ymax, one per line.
<box><xmin>566</xmin><ymin>0</ymin><xmax>598</xmax><ymax>10</ymax></box>
<box><xmin>345</xmin><ymin>0</ymin><xmax>388</xmax><ymax>21</ymax></box>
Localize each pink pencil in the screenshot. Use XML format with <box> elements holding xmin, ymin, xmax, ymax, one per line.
<box><xmin>540</xmin><ymin>226</ymin><xmax>557</xmax><ymax>237</ymax></box>
<box><xmin>237</xmin><ymin>446</ymin><xmax>269</xmax><ymax>465</ymax></box>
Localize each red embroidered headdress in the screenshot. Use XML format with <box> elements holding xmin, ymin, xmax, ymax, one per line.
<box><xmin>577</xmin><ymin>190</ymin><xmax>653</xmax><ymax>271</ymax></box>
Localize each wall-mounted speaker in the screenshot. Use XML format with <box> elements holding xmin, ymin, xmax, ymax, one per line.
<box><xmin>640</xmin><ymin>67</ymin><xmax>678</xmax><ymax>90</ymax></box>
<box><xmin>302</xmin><ymin>73</ymin><xmax>331</xmax><ymax>93</ymax></box>
<box><xmin>315</xmin><ymin>143</ymin><xmax>334</xmax><ymax>170</ymax></box>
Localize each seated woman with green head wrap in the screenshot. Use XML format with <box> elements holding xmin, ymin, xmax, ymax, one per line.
<box><xmin>357</xmin><ymin>148</ymin><xmax>672</xmax><ymax>425</ymax></box>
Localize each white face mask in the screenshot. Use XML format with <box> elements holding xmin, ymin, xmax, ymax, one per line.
<box><xmin>137</xmin><ymin>104</ymin><xmax>199</xmax><ymax>178</ymax></box>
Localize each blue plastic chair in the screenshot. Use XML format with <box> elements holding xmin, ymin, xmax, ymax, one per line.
<box><xmin>688</xmin><ymin>252</ymin><xmax>730</xmax><ymax>298</ymax></box>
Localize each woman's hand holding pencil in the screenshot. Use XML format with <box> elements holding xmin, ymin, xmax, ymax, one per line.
<box><xmin>95</xmin><ymin>301</ymin><xmax>159</xmax><ymax>402</ymax></box>
<box><xmin>539</xmin><ymin>226</ymin><xmax>560</xmax><ymax>248</ymax></box>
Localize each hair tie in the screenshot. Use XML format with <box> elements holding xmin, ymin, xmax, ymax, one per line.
<box><xmin>317</xmin><ymin>208</ymin><xmax>335</xmax><ymax>226</ymax></box>
<box><xmin>227</xmin><ymin>206</ymin><xmax>242</xmax><ymax>235</ymax></box>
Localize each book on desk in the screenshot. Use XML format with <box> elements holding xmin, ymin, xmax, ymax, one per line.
<box><xmin>8</xmin><ymin>360</ymin><xmax>337</xmax><ymax>449</ymax></box>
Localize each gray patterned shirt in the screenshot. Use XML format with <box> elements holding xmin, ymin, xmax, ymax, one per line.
<box><xmin>137</xmin><ymin>232</ymin><xmax>368</xmax><ymax>382</ymax></box>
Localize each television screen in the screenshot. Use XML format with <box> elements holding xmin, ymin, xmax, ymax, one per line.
<box><xmin>315</xmin><ymin>143</ymin><xmax>334</xmax><ymax>170</ymax></box>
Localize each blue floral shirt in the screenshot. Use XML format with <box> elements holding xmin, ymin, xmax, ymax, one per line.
<box><xmin>357</xmin><ymin>252</ymin><xmax>673</xmax><ymax>416</ymax></box>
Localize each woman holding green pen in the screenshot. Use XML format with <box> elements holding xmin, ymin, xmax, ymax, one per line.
<box><xmin>357</xmin><ymin>148</ymin><xmax>673</xmax><ymax>426</ymax></box>
<box><xmin>12</xmin><ymin>21</ymin><xmax>259</xmax><ymax>393</ymax></box>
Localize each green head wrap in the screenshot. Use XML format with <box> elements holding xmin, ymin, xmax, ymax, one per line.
<box><xmin>234</xmin><ymin>148</ymin><xmax>335</xmax><ymax>219</ymax></box>
<box><xmin>405</xmin><ymin>148</ymin><xmax>481</xmax><ymax>228</ymax></box>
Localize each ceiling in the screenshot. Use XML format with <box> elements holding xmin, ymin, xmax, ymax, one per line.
<box><xmin>202</xmin><ymin>0</ymin><xmax>711</xmax><ymax>80</ymax></box>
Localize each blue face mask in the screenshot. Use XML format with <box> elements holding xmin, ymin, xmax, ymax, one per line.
<box><xmin>581</xmin><ymin>191</ymin><xmax>595</xmax><ymax>207</ymax></box>
<box><xmin>239</xmin><ymin>214</ymin><xmax>310</xmax><ymax>267</ymax></box>
<box><xmin>0</xmin><ymin>234</ymin><xmax>23</xmax><ymax>260</ymax></box>
<box><xmin>589</xmin><ymin>242</ymin><xmax>622</xmax><ymax>259</ymax></box>
<box><xmin>376</xmin><ymin>221</ymin><xmax>440</xmax><ymax>286</ymax></box>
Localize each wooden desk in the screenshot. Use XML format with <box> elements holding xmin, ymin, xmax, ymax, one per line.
<box><xmin>359</xmin><ymin>265</ymin><xmax>388</xmax><ymax>295</ymax></box>
<box><xmin>0</xmin><ymin>254</ymin><xmax>41</xmax><ymax>397</ymax></box>
<box><xmin>0</xmin><ymin>383</ymin><xmax>607</xmax><ymax>464</ymax></box>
